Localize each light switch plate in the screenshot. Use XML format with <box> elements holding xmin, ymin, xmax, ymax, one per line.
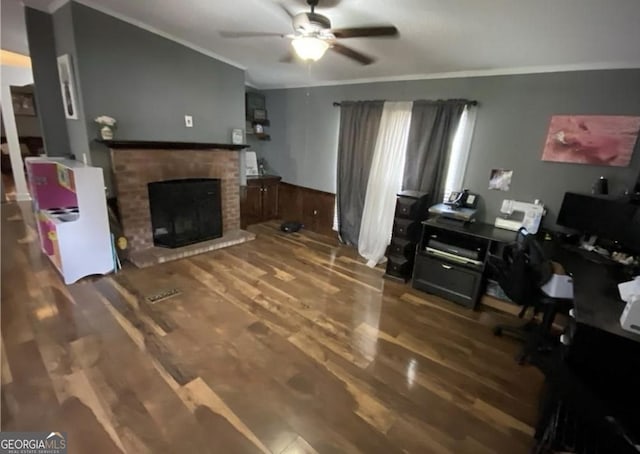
<box><xmin>184</xmin><ymin>115</ymin><xmax>193</xmax><ymax>127</ymax></box>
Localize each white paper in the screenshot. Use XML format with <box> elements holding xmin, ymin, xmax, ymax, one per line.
<box><xmin>489</xmin><ymin>169</ymin><xmax>513</xmax><ymax>191</ymax></box>
<box><xmin>619</xmin><ymin>276</ymin><xmax>640</xmax><ymax>303</ymax></box>
<box><xmin>245</xmin><ymin>151</ymin><xmax>258</xmax><ymax>176</ymax></box>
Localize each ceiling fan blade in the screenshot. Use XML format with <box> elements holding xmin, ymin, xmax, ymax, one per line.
<box><xmin>219</xmin><ymin>31</ymin><xmax>286</xmax><ymax>38</ymax></box>
<box><xmin>330</xmin><ymin>43</ymin><xmax>375</xmax><ymax>65</ymax></box>
<box><xmin>276</xmin><ymin>2</ymin><xmax>296</xmax><ymax>19</ymax></box>
<box><xmin>331</xmin><ymin>26</ymin><xmax>398</xmax><ymax>39</ymax></box>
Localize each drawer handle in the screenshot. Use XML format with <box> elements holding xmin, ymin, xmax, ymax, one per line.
<box><xmin>441</xmin><ymin>264</ymin><xmax>452</xmax><ymax>269</ymax></box>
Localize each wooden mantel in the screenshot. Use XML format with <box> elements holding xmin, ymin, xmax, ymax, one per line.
<box><xmin>98</xmin><ymin>140</ymin><xmax>249</xmax><ymax>150</ymax></box>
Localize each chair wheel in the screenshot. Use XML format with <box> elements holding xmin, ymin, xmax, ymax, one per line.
<box><xmin>493</xmin><ymin>327</ymin><xmax>503</xmax><ymax>336</ymax></box>
<box><xmin>516</xmin><ymin>352</ymin><xmax>529</xmax><ymax>365</ymax></box>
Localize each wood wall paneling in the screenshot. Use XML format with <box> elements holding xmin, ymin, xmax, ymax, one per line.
<box><xmin>277</xmin><ymin>183</ymin><xmax>303</xmax><ymax>222</ymax></box>
<box><xmin>278</xmin><ymin>182</ymin><xmax>336</xmax><ymax>237</ymax></box>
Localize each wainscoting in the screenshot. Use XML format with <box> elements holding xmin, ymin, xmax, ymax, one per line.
<box><xmin>278</xmin><ymin>182</ymin><xmax>336</xmax><ymax>238</ymax></box>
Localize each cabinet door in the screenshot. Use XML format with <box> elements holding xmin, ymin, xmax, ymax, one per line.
<box><xmin>240</xmin><ymin>185</ymin><xmax>263</xmax><ymax>228</ymax></box>
<box><xmin>262</xmin><ymin>183</ymin><xmax>279</xmax><ymax>220</ymax></box>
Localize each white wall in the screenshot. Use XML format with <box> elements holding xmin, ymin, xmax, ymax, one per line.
<box><xmin>1</xmin><ymin>64</ymin><xmax>35</xmax><ymax>200</ymax></box>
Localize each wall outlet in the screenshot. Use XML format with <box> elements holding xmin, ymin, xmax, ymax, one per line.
<box><xmin>184</xmin><ymin>115</ymin><xmax>193</xmax><ymax>127</ymax></box>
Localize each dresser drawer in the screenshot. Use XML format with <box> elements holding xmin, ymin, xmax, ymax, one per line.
<box><xmin>395</xmin><ymin>195</ymin><xmax>429</xmax><ymax>220</ymax></box>
<box><xmin>412</xmin><ymin>255</ymin><xmax>482</xmax><ymax>308</ymax></box>
<box><xmin>385</xmin><ymin>255</ymin><xmax>412</xmax><ymax>279</ymax></box>
<box><xmin>392</xmin><ymin>218</ymin><xmax>422</xmax><ymax>242</ymax></box>
<box><xmin>387</xmin><ymin>237</ymin><xmax>416</xmax><ymax>259</ymax></box>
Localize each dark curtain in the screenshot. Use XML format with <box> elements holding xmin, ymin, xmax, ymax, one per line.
<box><xmin>336</xmin><ymin>100</ymin><xmax>384</xmax><ymax>246</ymax></box>
<box><xmin>402</xmin><ymin>100</ymin><xmax>468</xmax><ymax>204</ymax></box>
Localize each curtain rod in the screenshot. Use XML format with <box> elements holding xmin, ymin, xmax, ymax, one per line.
<box><xmin>333</xmin><ymin>100</ymin><xmax>478</xmax><ymax>107</ymax></box>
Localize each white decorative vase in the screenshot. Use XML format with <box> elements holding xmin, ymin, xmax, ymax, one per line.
<box><xmin>100</xmin><ymin>126</ymin><xmax>113</xmax><ymax>140</ymax></box>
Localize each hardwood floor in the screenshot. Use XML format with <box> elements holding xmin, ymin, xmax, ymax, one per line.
<box><xmin>1</xmin><ymin>202</ymin><xmax>543</xmax><ymax>453</ymax></box>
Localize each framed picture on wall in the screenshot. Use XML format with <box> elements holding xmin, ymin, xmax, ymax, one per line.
<box><xmin>11</xmin><ymin>92</ymin><xmax>36</xmax><ymax>116</ymax></box>
<box><xmin>541</xmin><ymin>115</ymin><xmax>640</xmax><ymax>167</ymax></box>
<box><xmin>57</xmin><ymin>54</ymin><xmax>78</xmax><ymax>120</ymax></box>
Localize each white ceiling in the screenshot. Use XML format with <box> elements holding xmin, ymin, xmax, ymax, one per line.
<box><xmin>3</xmin><ymin>0</ymin><xmax>640</xmax><ymax>88</ymax></box>
<box><xmin>1</xmin><ymin>0</ymin><xmax>30</xmax><ymax>56</ymax></box>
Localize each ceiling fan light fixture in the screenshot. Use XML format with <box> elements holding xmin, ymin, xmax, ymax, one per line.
<box><xmin>291</xmin><ymin>36</ymin><xmax>329</xmax><ymax>61</ymax></box>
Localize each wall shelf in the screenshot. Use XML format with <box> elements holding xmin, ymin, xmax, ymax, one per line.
<box><xmin>246</xmin><ymin>132</ymin><xmax>271</xmax><ymax>141</ymax></box>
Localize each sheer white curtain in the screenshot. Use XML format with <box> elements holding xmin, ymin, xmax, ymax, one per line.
<box><xmin>443</xmin><ymin>105</ymin><xmax>477</xmax><ymax>201</ymax></box>
<box><xmin>358</xmin><ymin>102</ymin><xmax>413</xmax><ymax>267</ymax></box>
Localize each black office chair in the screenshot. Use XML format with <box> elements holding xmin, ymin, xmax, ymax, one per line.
<box><xmin>490</xmin><ymin>228</ymin><xmax>556</xmax><ymax>364</ymax></box>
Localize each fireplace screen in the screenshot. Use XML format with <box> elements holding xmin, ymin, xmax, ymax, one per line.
<box><xmin>148</xmin><ymin>178</ymin><xmax>222</xmax><ymax>248</ymax></box>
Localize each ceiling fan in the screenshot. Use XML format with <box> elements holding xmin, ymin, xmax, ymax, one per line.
<box><xmin>220</xmin><ymin>0</ymin><xmax>399</xmax><ymax>65</ymax></box>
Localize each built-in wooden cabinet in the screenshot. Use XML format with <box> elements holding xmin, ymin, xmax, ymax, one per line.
<box><xmin>241</xmin><ymin>178</ymin><xmax>337</xmax><ymax>237</ymax></box>
<box><xmin>240</xmin><ymin>175</ymin><xmax>281</xmax><ymax>228</ymax></box>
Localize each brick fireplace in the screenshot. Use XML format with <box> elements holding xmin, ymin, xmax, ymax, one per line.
<box><xmin>108</xmin><ymin>142</ymin><xmax>249</xmax><ymax>264</ymax></box>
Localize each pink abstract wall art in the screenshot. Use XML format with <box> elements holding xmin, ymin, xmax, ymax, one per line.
<box><xmin>541</xmin><ymin>115</ymin><xmax>640</xmax><ymax>167</ymax></box>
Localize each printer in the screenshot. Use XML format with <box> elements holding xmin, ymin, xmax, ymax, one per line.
<box><xmin>428</xmin><ymin>190</ymin><xmax>479</xmax><ymax>224</ymax></box>
<box><xmin>619</xmin><ymin>277</ymin><xmax>640</xmax><ymax>334</ymax></box>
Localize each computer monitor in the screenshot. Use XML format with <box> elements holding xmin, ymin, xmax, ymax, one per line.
<box><xmin>557</xmin><ymin>192</ymin><xmax>639</xmax><ymax>252</ymax></box>
<box><xmin>623</xmin><ymin>208</ymin><xmax>640</xmax><ymax>253</ymax></box>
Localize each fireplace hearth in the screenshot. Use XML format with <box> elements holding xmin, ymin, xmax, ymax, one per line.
<box><xmin>108</xmin><ymin>144</ymin><xmax>254</xmax><ymax>267</ymax></box>
<box><xmin>148</xmin><ymin>178</ymin><xmax>222</xmax><ymax>248</ymax></box>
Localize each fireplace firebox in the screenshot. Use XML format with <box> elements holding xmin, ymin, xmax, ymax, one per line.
<box><xmin>148</xmin><ymin>178</ymin><xmax>222</xmax><ymax>248</ymax></box>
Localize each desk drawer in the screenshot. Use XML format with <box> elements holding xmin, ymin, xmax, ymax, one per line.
<box><xmin>412</xmin><ymin>255</ymin><xmax>482</xmax><ymax>308</ymax></box>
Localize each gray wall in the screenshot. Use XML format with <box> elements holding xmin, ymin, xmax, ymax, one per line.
<box><xmin>24</xmin><ymin>7</ymin><xmax>70</xmax><ymax>156</ymax></box>
<box><xmin>52</xmin><ymin>2</ymin><xmax>91</xmax><ymax>162</ymax></box>
<box><xmin>34</xmin><ymin>1</ymin><xmax>246</xmax><ymax>194</ymax></box>
<box><xmin>262</xmin><ymin>69</ymin><xmax>640</xmax><ymax>226</ymax></box>
<box><xmin>72</xmin><ymin>2</ymin><xmax>245</xmax><ymax>143</ymax></box>
<box><xmin>65</xmin><ymin>2</ymin><xmax>246</xmax><ymax>194</ymax></box>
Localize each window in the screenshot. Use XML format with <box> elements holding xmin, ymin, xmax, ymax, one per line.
<box><xmin>443</xmin><ymin>105</ymin><xmax>477</xmax><ymax>201</ymax></box>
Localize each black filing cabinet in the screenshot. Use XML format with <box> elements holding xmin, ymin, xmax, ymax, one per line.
<box><xmin>413</xmin><ymin>254</ymin><xmax>483</xmax><ymax>307</ymax></box>
<box><xmin>384</xmin><ymin>191</ymin><xmax>430</xmax><ymax>281</ymax></box>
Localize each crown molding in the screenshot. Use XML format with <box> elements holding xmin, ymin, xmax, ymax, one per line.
<box><xmin>19</xmin><ymin>0</ymin><xmax>65</xmax><ymax>13</ymax></box>
<box><xmin>256</xmin><ymin>61</ymin><xmax>640</xmax><ymax>90</ymax></box>
<box><xmin>41</xmin><ymin>0</ymin><xmax>246</xmax><ymax>71</ymax></box>
<box><xmin>47</xmin><ymin>0</ymin><xmax>69</xmax><ymax>13</ymax></box>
